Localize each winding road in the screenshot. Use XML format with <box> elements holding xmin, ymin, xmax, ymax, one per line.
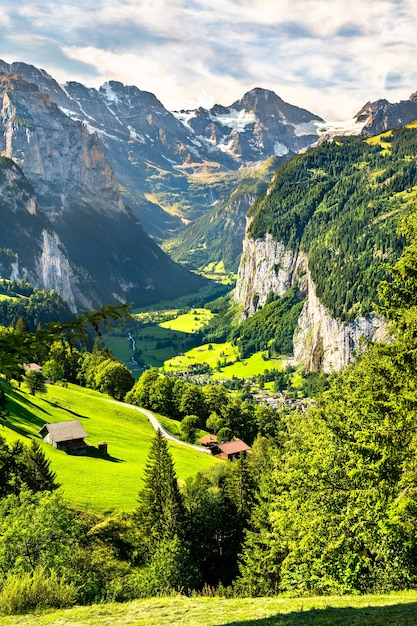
<box><xmin>108</xmin><ymin>399</ymin><xmax>211</xmax><ymax>454</ymax></box>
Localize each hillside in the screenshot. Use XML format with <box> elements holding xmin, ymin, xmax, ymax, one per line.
<box><xmin>1</xmin><ymin>382</ymin><xmax>218</xmax><ymax>512</ymax></box>
<box><xmin>246</xmin><ymin>126</ymin><xmax>417</xmax><ymax>321</ymax></box>
<box><xmin>3</xmin><ymin>592</ymin><xmax>417</xmax><ymax>625</ymax></box>
<box><xmin>166</xmin><ymin>157</ymin><xmax>288</xmax><ymax>273</ymax></box>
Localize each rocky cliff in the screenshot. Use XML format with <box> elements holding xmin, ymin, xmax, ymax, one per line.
<box><xmin>235</xmin><ymin>226</ymin><xmax>305</xmax><ymax>317</ymax></box>
<box><xmin>234</xmin><ymin>232</ymin><xmax>387</xmax><ymax>372</ymax></box>
<box><xmin>292</xmin><ymin>270</ymin><xmax>388</xmax><ymax>372</ymax></box>
<box><xmin>0</xmin><ymin>74</ymin><xmax>204</xmax><ymax>311</ymax></box>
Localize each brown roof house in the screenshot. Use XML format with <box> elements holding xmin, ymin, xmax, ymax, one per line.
<box><xmin>212</xmin><ymin>438</ymin><xmax>252</xmax><ymax>461</ymax></box>
<box><xmin>39</xmin><ymin>420</ymin><xmax>88</xmax><ymax>455</ymax></box>
<box><xmin>198</xmin><ymin>433</ymin><xmax>218</xmax><ymax>450</ymax></box>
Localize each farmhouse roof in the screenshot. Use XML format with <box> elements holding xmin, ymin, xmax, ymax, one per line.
<box><xmin>217</xmin><ymin>439</ymin><xmax>251</xmax><ymax>454</ymax></box>
<box><xmin>198</xmin><ymin>434</ymin><xmax>218</xmax><ymax>445</ymax></box>
<box><xmin>39</xmin><ymin>420</ymin><xmax>88</xmax><ymax>443</ymax></box>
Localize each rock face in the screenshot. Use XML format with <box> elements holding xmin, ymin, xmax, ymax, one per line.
<box><xmin>234</xmin><ymin>232</ymin><xmax>388</xmax><ymax>371</ymax></box>
<box><xmin>0</xmin><ymin>74</ymin><xmax>204</xmax><ymax>312</ymax></box>
<box><xmin>0</xmin><ymin>156</ymin><xmax>78</xmax><ymax>311</ymax></box>
<box><xmin>293</xmin><ymin>271</ymin><xmax>388</xmax><ymax>372</ymax></box>
<box><xmin>355</xmin><ymin>92</ymin><xmax>417</xmax><ymax>135</ymax></box>
<box><xmin>235</xmin><ymin>228</ymin><xmax>305</xmax><ymax>317</ymax></box>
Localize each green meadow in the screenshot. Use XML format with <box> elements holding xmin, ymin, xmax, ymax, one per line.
<box><xmin>104</xmin><ymin>308</ymin><xmax>214</xmax><ymax>373</ymax></box>
<box><xmin>1</xmin><ymin>382</ymin><xmax>219</xmax><ymax>513</ymax></box>
<box><xmin>158</xmin><ymin>308</ymin><xmax>213</xmax><ymax>333</ymax></box>
<box><xmin>2</xmin><ymin>591</ymin><xmax>417</xmax><ymax>625</ymax></box>
<box><xmin>164</xmin><ymin>341</ymin><xmax>238</xmax><ymax>372</ymax></box>
<box><xmin>212</xmin><ymin>351</ymin><xmax>283</xmax><ymax>380</ymax></box>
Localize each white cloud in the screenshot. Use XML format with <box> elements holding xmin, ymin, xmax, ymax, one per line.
<box><xmin>1</xmin><ymin>0</ymin><xmax>417</xmax><ymax>120</ymax></box>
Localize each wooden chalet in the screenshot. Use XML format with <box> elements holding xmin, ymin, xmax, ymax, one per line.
<box><xmin>212</xmin><ymin>438</ymin><xmax>252</xmax><ymax>461</ymax></box>
<box><xmin>39</xmin><ymin>420</ymin><xmax>88</xmax><ymax>455</ymax></box>
<box><xmin>198</xmin><ymin>433</ymin><xmax>218</xmax><ymax>450</ymax></box>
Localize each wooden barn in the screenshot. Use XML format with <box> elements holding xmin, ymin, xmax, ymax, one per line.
<box><xmin>212</xmin><ymin>438</ymin><xmax>252</xmax><ymax>461</ymax></box>
<box><xmin>198</xmin><ymin>433</ymin><xmax>218</xmax><ymax>450</ymax></box>
<box><xmin>39</xmin><ymin>420</ymin><xmax>88</xmax><ymax>455</ymax></box>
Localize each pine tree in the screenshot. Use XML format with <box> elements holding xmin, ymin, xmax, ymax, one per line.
<box><xmin>135</xmin><ymin>430</ymin><xmax>185</xmax><ymax>545</ymax></box>
<box><xmin>23</xmin><ymin>440</ymin><xmax>60</xmax><ymax>492</ymax></box>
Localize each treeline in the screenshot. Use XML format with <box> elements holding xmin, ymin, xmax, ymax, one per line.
<box><xmin>201</xmin><ymin>287</ymin><xmax>304</xmax><ymax>360</ymax></box>
<box><xmin>247</xmin><ymin>126</ymin><xmax>417</xmax><ymax>321</ymax></box>
<box><xmin>232</xmin><ymin>287</ymin><xmax>305</xmax><ymax>358</ymax></box>
<box><xmin>126</xmin><ymin>368</ymin><xmax>280</xmax><ymax>444</ymax></box>
<box><xmin>0</xmin><ymin>279</ymin><xmax>73</xmax><ymax>330</ymax></box>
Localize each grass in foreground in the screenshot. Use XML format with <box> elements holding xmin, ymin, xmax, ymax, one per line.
<box><xmin>2</xmin><ymin>383</ymin><xmax>219</xmax><ymax>513</ymax></box>
<box><xmin>1</xmin><ymin>592</ymin><xmax>417</xmax><ymax>625</ymax></box>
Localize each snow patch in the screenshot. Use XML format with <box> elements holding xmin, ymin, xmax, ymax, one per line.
<box><xmin>211</xmin><ymin>108</ymin><xmax>256</xmax><ymax>132</ymax></box>
<box><xmin>101</xmin><ymin>82</ymin><xmax>120</xmax><ymax>104</ymax></box>
<box><xmin>127</xmin><ymin>125</ymin><xmax>145</xmax><ymax>142</ymax></box>
<box><xmin>274</xmin><ymin>141</ymin><xmax>289</xmax><ymax>156</ymax></box>
<box><xmin>294</xmin><ymin>118</ymin><xmax>364</xmax><ymax>138</ymax></box>
<box><xmin>173</xmin><ymin>110</ymin><xmax>197</xmax><ymax>129</ymax></box>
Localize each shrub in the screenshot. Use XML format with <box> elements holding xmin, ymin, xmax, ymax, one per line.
<box><xmin>0</xmin><ymin>566</ymin><xmax>77</xmax><ymax>614</ymax></box>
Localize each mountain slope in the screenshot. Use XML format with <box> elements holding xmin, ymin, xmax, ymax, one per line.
<box><xmin>166</xmin><ymin>156</ymin><xmax>289</xmax><ymax>272</ymax></box>
<box><xmin>235</xmin><ymin>124</ymin><xmax>417</xmax><ymax>370</ymax></box>
<box><xmin>0</xmin><ymin>72</ymin><xmax>204</xmax><ymax>311</ymax></box>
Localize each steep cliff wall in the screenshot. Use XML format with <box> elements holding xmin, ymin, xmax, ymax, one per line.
<box><xmin>235</xmin><ymin>227</ymin><xmax>306</xmax><ymax>317</ymax></box>
<box><xmin>293</xmin><ymin>271</ymin><xmax>388</xmax><ymax>372</ymax></box>
<box><xmin>234</xmin><ymin>232</ymin><xmax>388</xmax><ymax>371</ymax></box>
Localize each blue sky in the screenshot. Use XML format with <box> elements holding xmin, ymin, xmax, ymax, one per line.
<box><xmin>0</xmin><ymin>0</ymin><xmax>416</xmax><ymax>120</ymax></box>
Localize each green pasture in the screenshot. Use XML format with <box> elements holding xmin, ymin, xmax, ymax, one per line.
<box><xmin>164</xmin><ymin>341</ymin><xmax>238</xmax><ymax>372</ymax></box>
<box><xmin>158</xmin><ymin>308</ymin><xmax>213</xmax><ymax>333</ymax></box>
<box><xmin>3</xmin><ymin>590</ymin><xmax>417</xmax><ymax>625</ymax></box>
<box><xmin>199</xmin><ymin>261</ymin><xmax>237</xmax><ymax>285</ymax></box>
<box><xmin>212</xmin><ymin>351</ymin><xmax>283</xmax><ymax>380</ymax></box>
<box><xmin>2</xmin><ymin>383</ymin><xmax>219</xmax><ymax>513</ymax></box>
<box><xmin>103</xmin><ymin>309</ymin><xmax>213</xmax><ymax>372</ymax></box>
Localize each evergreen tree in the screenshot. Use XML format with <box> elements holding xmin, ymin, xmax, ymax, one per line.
<box><xmin>15</xmin><ymin>316</ymin><xmax>30</xmax><ymax>333</ymax></box>
<box><xmin>23</xmin><ymin>440</ymin><xmax>59</xmax><ymax>492</ymax></box>
<box><xmin>135</xmin><ymin>430</ymin><xmax>185</xmax><ymax>545</ymax></box>
<box><xmin>24</xmin><ymin>369</ymin><xmax>46</xmax><ymax>395</ymax></box>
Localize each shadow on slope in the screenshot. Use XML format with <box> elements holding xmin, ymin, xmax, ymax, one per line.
<box><xmin>217</xmin><ymin>600</ymin><xmax>417</xmax><ymax>626</ymax></box>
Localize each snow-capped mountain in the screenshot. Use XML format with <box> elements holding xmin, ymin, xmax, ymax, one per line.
<box><xmin>0</xmin><ymin>69</ymin><xmax>204</xmax><ymax>311</ymax></box>
<box><xmin>1</xmin><ymin>59</ymin><xmax>417</xmax><ymax>265</ymax></box>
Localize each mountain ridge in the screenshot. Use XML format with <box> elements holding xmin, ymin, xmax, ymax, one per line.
<box><xmin>0</xmin><ymin>72</ymin><xmax>205</xmax><ymax>312</ymax></box>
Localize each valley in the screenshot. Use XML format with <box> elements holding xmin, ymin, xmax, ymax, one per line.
<box><xmin>2</xmin><ymin>58</ymin><xmax>417</xmax><ymax>619</ymax></box>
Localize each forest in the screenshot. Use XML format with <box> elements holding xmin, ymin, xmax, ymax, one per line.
<box><xmin>247</xmin><ymin>126</ymin><xmax>417</xmax><ymax>321</ymax></box>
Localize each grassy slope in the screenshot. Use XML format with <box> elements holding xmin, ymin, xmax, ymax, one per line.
<box><xmin>2</xmin><ymin>383</ymin><xmax>218</xmax><ymax>513</ymax></box>
<box><xmin>2</xmin><ymin>592</ymin><xmax>417</xmax><ymax>625</ymax></box>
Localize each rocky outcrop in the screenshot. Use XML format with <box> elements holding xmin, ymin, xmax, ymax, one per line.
<box><xmin>36</xmin><ymin>230</ymin><xmax>77</xmax><ymax>312</ymax></box>
<box><xmin>234</xmin><ymin>232</ymin><xmax>388</xmax><ymax>371</ymax></box>
<box><xmin>355</xmin><ymin>92</ymin><xmax>417</xmax><ymax>136</ymax></box>
<box><xmin>293</xmin><ymin>271</ymin><xmax>388</xmax><ymax>373</ymax></box>
<box><xmin>0</xmin><ymin>75</ymin><xmax>204</xmax><ymax>312</ymax></box>
<box><xmin>235</xmin><ymin>228</ymin><xmax>306</xmax><ymax>317</ymax></box>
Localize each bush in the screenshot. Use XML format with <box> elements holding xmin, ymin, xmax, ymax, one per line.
<box><xmin>0</xmin><ymin>566</ymin><xmax>77</xmax><ymax>614</ymax></box>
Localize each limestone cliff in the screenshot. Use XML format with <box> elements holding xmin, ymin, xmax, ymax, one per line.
<box><xmin>234</xmin><ymin>231</ymin><xmax>388</xmax><ymax>371</ymax></box>
<box><xmin>292</xmin><ymin>271</ymin><xmax>388</xmax><ymax>373</ymax></box>
<box><xmin>235</xmin><ymin>226</ymin><xmax>306</xmax><ymax>318</ymax></box>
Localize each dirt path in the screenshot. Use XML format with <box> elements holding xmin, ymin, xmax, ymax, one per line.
<box><xmin>107</xmin><ymin>399</ymin><xmax>211</xmax><ymax>454</ymax></box>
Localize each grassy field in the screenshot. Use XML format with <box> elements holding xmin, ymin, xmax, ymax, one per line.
<box><xmin>104</xmin><ymin>309</ymin><xmax>214</xmax><ymax>373</ymax></box>
<box><xmin>212</xmin><ymin>352</ymin><xmax>284</xmax><ymax>380</ymax></box>
<box><xmin>158</xmin><ymin>308</ymin><xmax>213</xmax><ymax>333</ymax></box>
<box><xmin>2</xmin><ymin>383</ymin><xmax>219</xmax><ymax>513</ymax></box>
<box><xmin>1</xmin><ymin>591</ymin><xmax>417</xmax><ymax>625</ymax></box>
<box><xmin>164</xmin><ymin>341</ymin><xmax>239</xmax><ymax>372</ymax></box>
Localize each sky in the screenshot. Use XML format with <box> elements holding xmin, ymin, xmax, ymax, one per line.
<box><xmin>0</xmin><ymin>0</ymin><xmax>416</xmax><ymax>121</ymax></box>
